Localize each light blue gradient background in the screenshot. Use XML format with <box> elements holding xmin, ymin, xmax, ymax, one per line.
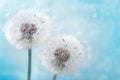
<box><xmin>0</xmin><ymin>0</ymin><xmax>120</xmax><ymax>80</ymax></box>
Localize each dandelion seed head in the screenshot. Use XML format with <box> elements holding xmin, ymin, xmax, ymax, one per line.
<box><xmin>4</xmin><ymin>10</ymin><xmax>51</xmax><ymax>49</ymax></box>
<box><xmin>41</xmin><ymin>35</ymin><xmax>83</xmax><ymax>74</ymax></box>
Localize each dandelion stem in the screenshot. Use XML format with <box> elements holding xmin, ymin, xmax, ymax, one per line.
<box><xmin>53</xmin><ymin>74</ymin><xmax>57</xmax><ymax>80</ymax></box>
<box><xmin>27</xmin><ymin>48</ymin><xmax>32</xmax><ymax>80</ymax></box>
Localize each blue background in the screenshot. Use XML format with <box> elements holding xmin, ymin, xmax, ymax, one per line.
<box><xmin>0</xmin><ymin>0</ymin><xmax>120</xmax><ymax>80</ymax></box>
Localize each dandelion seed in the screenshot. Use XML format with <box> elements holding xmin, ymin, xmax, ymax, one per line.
<box><xmin>4</xmin><ymin>9</ymin><xmax>51</xmax><ymax>49</ymax></box>
<box><xmin>41</xmin><ymin>35</ymin><xmax>83</xmax><ymax>80</ymax></box>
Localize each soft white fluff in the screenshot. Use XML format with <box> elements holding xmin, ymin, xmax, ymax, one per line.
<box><xmin>4</xmin><ymin>10</ymin><xmax>51</xmax><ymax>49</ymax></box>
<box><xmin>41</xmin><ymin>35</ymin><xmax>83</xmax><ymax>74</ymax></box>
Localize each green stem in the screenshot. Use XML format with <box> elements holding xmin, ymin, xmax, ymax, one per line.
<box><xmin>27</xmin><ymin>48</ymin><xmax>32</xmax><ymax>80</ymax></box>
<box><xmin>53</xmin><ymin>74</ymin><xmax>57</xmax><ymax>80</ymax></box>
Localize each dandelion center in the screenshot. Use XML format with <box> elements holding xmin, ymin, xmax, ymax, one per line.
<box><xmin>20</xmin><ymin>23</ymin><xmax>37</xmax><ymax>39</ymax></box>
<box><xmin>20</xmin><ymin>23</ymin><xmax>37</xmax><ymax>35</ymax></box>
<box><xmin>54</xmin><ymin>48</ymin><xmax>70</xmax><ymax>68</ymax></box>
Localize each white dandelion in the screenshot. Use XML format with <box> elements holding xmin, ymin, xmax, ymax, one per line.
<box><xmin>41</xmin><ymin>35</ymin><xmax>83</xmax><ymax>80</ymax></box>
<box><xmin>4</xmin><ymin>9</ymin><xmax>51</xmax><ymax>80</ymax></box>
<box><xmin>4</xmin><ymin>9</ymin><xmax>51</xmax><ymax>49</ymax></box>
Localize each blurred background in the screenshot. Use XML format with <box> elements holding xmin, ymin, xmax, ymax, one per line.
<box><xmin>0</xmin><ymin>0</ymin><xmax>120</xmax><ymax>80</ymax></box>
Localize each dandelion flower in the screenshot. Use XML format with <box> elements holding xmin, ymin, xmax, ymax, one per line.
<box><xmin>41</xmin><ymin>35</ymin><xmax>83</xmax><ymax>80</ymax></box>
<box><xmin>4</xmin><ymin>10</ymin><xmax>51</xmax><ymax>80</ymax></box>
<box><xmin>4</xmin><ymin>10</ymin><xmax>51</xmax><ymax>49</ymax></box>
